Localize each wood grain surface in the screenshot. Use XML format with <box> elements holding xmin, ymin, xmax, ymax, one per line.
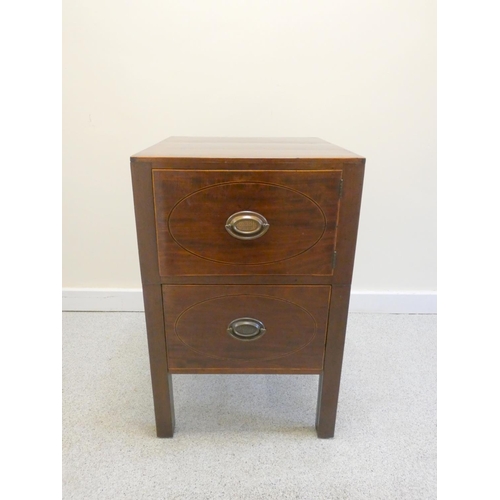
<box><xmin>132</xmin><ymin>136</ymin><xmax>363</xmax><ymax>160</ymax></box>
<box><xmin>142</xmin><ymin>285</ymin><xmax>175</xmax><ymax>437</ymax></box>
<box><xmin>130</xmin><ymin>136</ymin><xmax>365</xmax><ymax>437</ymax></box>
<box><xmin>163</xmin><ymin>285</ymin><xmax>330</xmax><ymax>373</ymax></box>
<box><xmin>153</xmin><ymin>170</ymin><xmax>342</xmax><ymax>276</ymax></box>
<box><xmin>316</xmin><ymin>285</ymin><xmax>351</xmax><ymax>438</ymax></box>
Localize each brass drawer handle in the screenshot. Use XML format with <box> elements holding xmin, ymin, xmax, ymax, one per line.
<box><xmin>225</xmin><ymin>211</ymin><xmax>270</xmax><ymax>240</ymax></box>
<box><xmin>227</xmin><ymin>318</ymin><xmax>266</xmax><ymax>341</ymax></box>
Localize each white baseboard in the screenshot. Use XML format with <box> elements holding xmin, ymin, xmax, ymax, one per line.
<box><xmin>62</xmin><ymin>288</ymin><xmax>436</xmax><ymax>314</ymax></box>
<box><xmin>349</xmin><ymin>291</ymin><xmax>436</xmax><ymax>314</ymax></box>
<box><xmin>62</xmin><ymin>288</ymin><xmax>145</xmax><ymax>312</ymax></box>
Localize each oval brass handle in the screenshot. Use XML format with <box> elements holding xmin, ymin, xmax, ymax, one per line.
<box><xmin>225</xmin><ymin>211</ymin><xmax>270</xmax><ymax>240</ymax></box>
<box><xmin>227</xmin><ymin>318</ymin><xmax>266</xmax><ymax>341</ymax></box>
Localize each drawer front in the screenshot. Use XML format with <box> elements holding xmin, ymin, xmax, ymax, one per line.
<box><xmin>163</xmin><ymin>285</ymin><xmax>331</xmax><ymax>373</ymax></box>
<box><xmin>153</xmin><ymin>170</ymin><xmax>342</xmax><ymax>276</ymax></box>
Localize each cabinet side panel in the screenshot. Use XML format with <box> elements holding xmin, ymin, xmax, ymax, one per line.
<box><xmin>131</xmin><ymin>160</ymin><xmax>160</xmax><ymax>284</ymax></box>
<box><xmin>333</xmin><ymin>161</ymin><xmax>365</xmax><ymax>284</ymax></box>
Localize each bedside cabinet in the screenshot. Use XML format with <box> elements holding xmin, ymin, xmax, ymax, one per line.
<box><xmin>130</xmin><ymin>137</ymin><xmax>365</xmax><ymax>438</ymax></box>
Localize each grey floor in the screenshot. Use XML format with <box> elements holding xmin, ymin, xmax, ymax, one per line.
<box><xmin>63</xmin><ymin>312</ymin><xmax>436</xmax><ymax>500</ymax></box>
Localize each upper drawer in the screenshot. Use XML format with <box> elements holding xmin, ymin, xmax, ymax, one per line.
<box><xmin>152</xmin><ymin>169</ymin><xmax>342</xmax><ymax>276</ymax></box>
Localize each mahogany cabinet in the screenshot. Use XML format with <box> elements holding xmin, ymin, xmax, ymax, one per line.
<box><xmin>131</xmin><ymin>137</ymin><xmax>365</xmax><ymax>438</ymax></box>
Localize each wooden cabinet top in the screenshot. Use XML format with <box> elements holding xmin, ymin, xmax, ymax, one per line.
<box><xmin>131</xmin><ymin>136</ymin><xmax>364</xmax><ymax>160</ymax></box>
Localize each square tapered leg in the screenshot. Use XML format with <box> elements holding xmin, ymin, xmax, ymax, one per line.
<box><xmin>143</xmin><ymin>285</ymin><xmax>175</xmax><ymax>437</ymax></box>
<box><xmin>316</xmin><ymin>286</ymin><xmax>351</xmax><ymax>438</ymax></box>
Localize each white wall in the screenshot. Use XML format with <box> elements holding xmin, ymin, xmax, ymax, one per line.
<box><xmin>63</xmin><ymin>1</ymin><xmax>436</xmax><ymax>295</ymax></box>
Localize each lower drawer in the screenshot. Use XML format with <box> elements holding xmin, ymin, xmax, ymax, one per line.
<box><xmin>162</xmin><ymin>285</ymin><xmax>331</xmax><ymax>373</ymax></box>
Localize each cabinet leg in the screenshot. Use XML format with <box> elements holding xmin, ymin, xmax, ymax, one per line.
<box><xmin>316</xmin><ymin>285</ymin><xmax>351</xmax><ymax>438</ymax></box>
<box><xmin>143</xmin><ymin>284</ymin><xmax>175</xmax><ymax>437</ymax></box>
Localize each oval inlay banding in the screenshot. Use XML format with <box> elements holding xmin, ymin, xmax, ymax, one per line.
<box><xmin>174</xmin><ymin>294</ymin><xmax>318</xmax><ymax>362</ymax></box>
<box><xmin>168</xmin><ymin>182</ymin><xmax>326</xmax><ymax>265</ymax></box>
